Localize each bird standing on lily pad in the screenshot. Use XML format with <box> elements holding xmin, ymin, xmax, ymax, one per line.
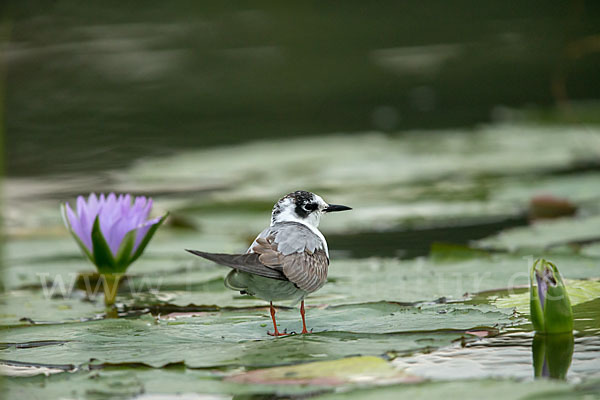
<box><xmin>62</xmin><ymin>193</ymin><xmax>168</xmax><ymax>306</ymax></box>
<box><xmin>187</xmin><ymin>190</ymin><xmax>351</xmax><ymax>336</ymax></box>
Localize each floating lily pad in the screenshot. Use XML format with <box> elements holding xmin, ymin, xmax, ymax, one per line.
<box><xmin>475</xmin><ymin>216</ymin><xmax>600</xmax><ymax>252</ymax></box>
<box><xmin>3</xmin><ymin>122</ymin><xmax>600</xmax><ymax>399</ymax></box>
<box><xmin>312</xmin><ymin>378</ymin><xmax>584</xmax><ymax>400</ymax></box>
<box><xmin>3</xmin><ymin>248</ymin><xmax>598</xmax><ymax>325</ymax></box>
<box><xmin>7</xmin><ymin>125</ymin><xmax>600</xmax><ymax>239</ymax></box>
<box><xmin>493</xmin><ymin>280</ymin><xmax>600</xmax><ymax>314</ymax></box>
<box><xmin>227</xmin><ymin>356</ymin><xmax>420</xmax><ymax>386</ymax></box>
<box><xmin>108</xmin><ymin>251</ymin><xmax>600</xmax><ymax>309</ymax></box>
<box><xmin>122</xmin><ymin>126</ymin><xmax>600</xmax><ymax>195</ymax></box>
<box><xmin>0</xmin><ymin>302</ymin><xmax>515</xmax><ymax>370</ymax></box>
<box><xmin>581</xmin><ymin>243</ymin><xmax>600</xmax><ymax>258</ymax></box>
<box><xmin>0</xmin><ymin>367</ymin><xmax>337</xmax><ymax>399</ymax></box>
<box><xmin>491</xmin><ymin>173</ymin><xmax>600</xmax><ymax>210</ymax></box>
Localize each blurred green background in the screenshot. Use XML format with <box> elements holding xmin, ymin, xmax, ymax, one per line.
<box><xmin>5</xmin><ymin>0</ymin><xmax>600</xmax><ymax>176</ymax></box>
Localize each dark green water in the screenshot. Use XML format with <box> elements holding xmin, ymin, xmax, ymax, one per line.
<box><xmin>5</xmin><ymin>1</ymin><xmax>600</xmax><ymax>176</ymax></box>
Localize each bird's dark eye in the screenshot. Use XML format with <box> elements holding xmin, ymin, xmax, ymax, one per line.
<box><xmin>304</xmin><ymin>203</ymin><xmax>318</xmax><ymax>211</ymax></box>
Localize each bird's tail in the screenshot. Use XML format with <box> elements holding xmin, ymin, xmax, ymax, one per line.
<box><xmin>185</xmin><ymin>249</ymin><xmax>287</xmax><ymax>281</ymax></box>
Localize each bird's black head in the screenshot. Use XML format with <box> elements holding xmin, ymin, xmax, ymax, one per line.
<box><xmin>271</xmin><ymin>190</ymin><xmax>351</xmax><ymax>227</ymax></box>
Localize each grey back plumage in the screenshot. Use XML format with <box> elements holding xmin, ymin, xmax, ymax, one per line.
<box><xmin>249</xmin><ymin>222</ymin><xmax>325</xmax><ymax>255</ymax></box>
<box><xmin>247</xmin><ymin>222</ymin><xmax>330</xmax><ymax>292</ymax></box>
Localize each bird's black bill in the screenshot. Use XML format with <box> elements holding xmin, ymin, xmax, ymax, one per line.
<box><xmin>324</xmin><ymin>204</ymin><xmax>352</xmax><ymax>212</ymax></box>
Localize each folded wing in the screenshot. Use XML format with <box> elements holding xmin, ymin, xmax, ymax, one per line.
<box><xmin>187</xmin><ymin>222</ymin><xmax>330</xmax><ymax>293</ymax></box>
<box><xmin>185</xmin><ymin>250</ymin><xmax>287</xmax><ymax>280</ymax></box>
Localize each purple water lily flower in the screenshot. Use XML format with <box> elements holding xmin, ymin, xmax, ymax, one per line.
<box><xmin>61</xmin><ymin>193</ymin><xmax>167</xmax><ymax>273</ymax></box>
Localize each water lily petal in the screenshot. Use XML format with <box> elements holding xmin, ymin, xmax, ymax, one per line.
<box><xmin>141</xmin><ymin>198</ymin><xmax>153</xmax><ymax>222</ymax></box>
<box><xmin>132</xmin><ymin>196</ymin><xmax>150</xmax><ymax>221</ymax></box>
<box><xmin>130</xmin><ymin>213</ymin><xmax>168</xmax><ymax>264</ymax></box>
<box><xmin>104</xmin><ymin>215</ymin><xmax>127</xmax><ymax>256</ymax></box>
<box><xmin>76</xmin><ymin>195</ymin><xmax>86</xmax><ymax>219</ymax></box>
<box><xmin>76</xmin><ymin>196</ymin><xmax>93</xmax><ymax>243</ymax></box>
<box><xmin>530</xmin><ymin>259</ymin><xmax>546</xmax><ymax>332</ymax></box>
<box><xmin>64</xmin><ymin>202</ymin><xmax>87</xmax><ymax>248</ymax></box>
<box><xmin>88</xmin><ymin>192</ymin><xmax>98</xmax><ymax>210</ymax></box>
<box><xmin>134</xmin><ymin>215</ymin><xmax>162</xmax><ymax>252</ymax></box>
<box><xmin>60</xmin><ymin>203</ymin><xmax>93</xmax><ymax>263</ymax></box>
<box><xmin>536</xmin><ymin>268</ymin><xmax>549</xmax><ymax>310</ymax></box>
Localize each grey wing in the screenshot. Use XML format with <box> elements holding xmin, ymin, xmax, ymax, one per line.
<box><xmin>279</xmin><ymin>250</ymin><xmax>329</xmax><ymax>292</ymax></box>
<box><xmin>251</xmin><ymin>222</ymin><xmax>330</xmax><ymax>292</ymax></box>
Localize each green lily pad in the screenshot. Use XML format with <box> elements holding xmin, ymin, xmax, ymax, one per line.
<box><xmin>0</xmin><ymin>302</ymin><xmax>516</xmax><ymax>370</ymax></box>
<box><xmin>313</xmin><ymin>378</ymin><xmax>586</xmax><ymax>400</ymax></box>
<box><xmin>4</xmin><ymin>246</ymin><xmax>598</xmax><ymax>322</ymax></box>
<box><xmin>581</xmin><ymin>242</ymin><xmax>600</xmax><ymax>258</ymax></box>
<box><xmin>492</xmin><ymin>172</ymin><xmax>600</xmax><ymax>207</ymax></box>
<box><xmin>475</xmin><ymin>216</ymin><xmax>600</xmax><ymax>252</ymax></box>
<box><xmin>493</xmin><ymin>280</ymin><xmax>600</xmax><ymax>314</ymax></box>
<box><xmin>227</xmin><ymin>356</ymin><xmax>420</xmax><ymax>386</ymax></box>
<box><xmin>3</xmin><ymin>118</ymin><xmax>600</xmax><ymax>399</ymax></box>
<box><xmin>8</xmin><ymin>125</ymin><xmax>600</xmax><ymax>241</ymax></box>
<box><xmin>122</xmin><ymin>125</ymin><xmax>600</xmax><ymax>195</ymax></box>
<box><xmin>112</xmin><ymin>251</ymin><xmax>599</xmax><ymax>309</ymax></box>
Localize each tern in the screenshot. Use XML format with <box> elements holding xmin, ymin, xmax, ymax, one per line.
<box><xmin>186</xmin><ymin>191</ymin><xmax>351</xmax><ymax>336</ymax></box>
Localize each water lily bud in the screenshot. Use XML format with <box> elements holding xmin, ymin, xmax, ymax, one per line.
<box><xmin>529</xmin><ymin>259</ymin><xmax>573</xmax><ymax>334</ymax></box>
<box><xmin>61</xmin><ymin>193</ymin><xmax>167</xmax><ymax>306</ymax></box>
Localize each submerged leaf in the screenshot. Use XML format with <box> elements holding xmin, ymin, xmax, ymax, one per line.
<box><xmin>227</xmin><ymin>356</ymin><xmax>420</xmax><ymax>386</ymax></box>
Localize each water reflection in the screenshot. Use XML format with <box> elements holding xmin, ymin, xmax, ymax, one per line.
<box><xmin>391</xmin><ymin>330</ymin><xmax>598</xmax><ymax>381</ymax></box>
<box><xmin>532</xmin><ymin>333</ymin><xmax>574</xmax><ymax>380</ymax></box>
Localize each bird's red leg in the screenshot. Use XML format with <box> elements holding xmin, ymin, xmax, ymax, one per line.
<box><xmin>267</xmin><ymin>302</ymin><xmax>288</xmax><ymax>337</ymax></box>
<box><xmin>300</xmin><ymin>300</ymin><xmax>310</xmax><ymax>334</ymax></box>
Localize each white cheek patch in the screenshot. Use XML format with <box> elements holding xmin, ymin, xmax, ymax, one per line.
<box><xmin>269</xmin><ymin>193</ymin><xmax>330</xmax><ymax>258</ymax></box>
